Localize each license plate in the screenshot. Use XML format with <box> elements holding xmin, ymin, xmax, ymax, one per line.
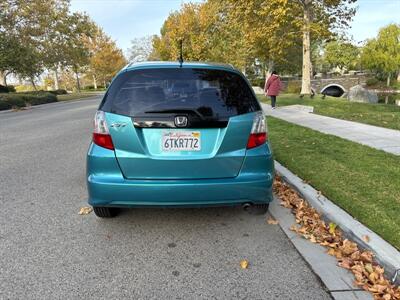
<box><xmin>162</xmin><ymin>131</ymin><xmax>201</xmax><ymax>151</ymax></box>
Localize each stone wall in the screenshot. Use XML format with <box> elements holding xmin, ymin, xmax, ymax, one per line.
<box><xmin>283</xmin><ymin>75</ymin><xmax>369</xmax><ymax>94</ymax></box>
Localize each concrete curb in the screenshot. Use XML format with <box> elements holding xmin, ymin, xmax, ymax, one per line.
<box><xmin>269</xmin><ymin>199</ymin><xmax>373</xmax><ymax>300</ymax></box>
<box><xmin>274</xmin><ymin>161</ymin><xmax>400</xmax><ymax>286</ymax></box>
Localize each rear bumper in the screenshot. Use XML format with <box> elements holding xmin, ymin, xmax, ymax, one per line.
<box><xmin>87</xmin><ymin>143</ymin><xmax>274</xmax><ymax>208</ymax></box>
<box><xmin>88</xmin><ymin>176</ymin><xmax>273</xmax><ymax>207</ymax></box>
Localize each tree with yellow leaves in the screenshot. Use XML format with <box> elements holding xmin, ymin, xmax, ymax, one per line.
<box><xmin>152</xmin><ymin>0</ymin><xmax>357</xmax><ymax>96</ymax></box>
<box><xmin>84</xmin><ymin>26</ymin><xmax>127</xmax><ymax>89</ymax></box>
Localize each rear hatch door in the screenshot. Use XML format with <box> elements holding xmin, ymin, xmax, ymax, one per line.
<box><xmin>101</xmin><ymin>67</ymin><xmax>260</xmax><ymax>180</ymax></box>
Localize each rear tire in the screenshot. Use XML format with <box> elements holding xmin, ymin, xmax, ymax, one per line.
<box><xmin>249</xmin><ymin>203</ymin><xmax>269</xmax><ymax>215</ymax></box>
<box><xmin>93</xmin><ymin>207</ymin><xmax>119</xmax><ymax>218</ymax></box>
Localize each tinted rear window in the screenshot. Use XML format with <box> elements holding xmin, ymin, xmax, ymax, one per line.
<box><xmin>100</xmin><ymin>68</ymin><xmax>260</xmax><ymax>118</ymax></box>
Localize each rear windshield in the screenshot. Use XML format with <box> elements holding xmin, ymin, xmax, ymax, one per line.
<box><xmin>100</xmin><ymin>68</ymin><xmax>260</xmax><ymax>118</ymax></box>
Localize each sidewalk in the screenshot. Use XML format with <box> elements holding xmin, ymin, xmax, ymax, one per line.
<box><xmin>262</xmin><ymin>104</ymin><xmax>400</xmax><ymax>155</ymax></box>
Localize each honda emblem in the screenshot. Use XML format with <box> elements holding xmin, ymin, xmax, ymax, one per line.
<box><xmin>174</xmin><ymin>116</ymin><xmax>188</xmax><ymax>127</ymax></box>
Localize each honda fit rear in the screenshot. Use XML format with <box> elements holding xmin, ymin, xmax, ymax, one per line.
<box><xmin>86</xmin><ymin>62</ymin><xmax>274</xmax><ymax>218</ymax></box>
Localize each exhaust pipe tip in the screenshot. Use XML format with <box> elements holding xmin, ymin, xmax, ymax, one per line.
<box><xmin>242</xmin><ymin>203</ymin><xmax>252</xmax><ymax>212</ymax></box>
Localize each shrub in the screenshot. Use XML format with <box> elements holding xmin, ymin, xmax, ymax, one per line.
<box><xmin>366</xmin><ymin>78</ymin><xmax>380</xmax><ymax>87</ymax></box>
<box><xmin>0</xmin><ymin>100</ymin><xmax>12</xmax><ymax>110</ymax></box>
<box><xmin>9</xmin><ymin>97</ymin><xmax>27</xmax><ymax>108</ymax></box>
<box><xmin>83</xmin><ymin>85</ymin><xmax>106</xmax><ymax>91</ymax></box>
<box><xmin>56</xmin><ymin>89</ymin><xmax>67</xmax><ymax>95</ymax></box>
<box><xmin>14</xmin><ymin>85</ymin><xmax>46</xmax><ymax>92</ymax></box>
<box><xmin>0</xmin><ymin>84</ymin><xmax>16</xmax><ymax>93</ymax></box>
<box><xmin>19</xmin><ymin>90</ymin><xmax>49</xmax><ymax>95</ymax></box>
<box><xmin>0</xmin><ymin>92</ymin><xmax>57</xmax><ymax>109</ymax></box>
<box><xmin>0</xmin><ymin>85</ymin><xmax>8</xmax><ymax>93</ymax></box>
<box><xmin>0</xmin><ymin>94</ymin><xmax>27</xmax><ymax>108</ymax></box>
<box><xmin>48</xmin><ymin>89</ymin><xmax>67</xmax><ymax>95</ymax></box>
<box><xmin>24</xmin><ymin>92</ymin><xmax>57</xmax><ymax>105</ymax></box>
<box><xmin>249</xmin><ymin>78</ymin><xmax>266</xmax><ymax>88</ymax></box>
<box><xmin>7</xmin><ymin>85</ymin><xmax>16</xmax><ymax>92</ymax></box>
<box><xmin>286</xmin><ymin>81</ymin><xmax>301</xmax><ymax>94</ymax></box>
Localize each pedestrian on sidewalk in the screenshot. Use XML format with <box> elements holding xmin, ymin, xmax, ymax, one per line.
<box><xmin>264</xmin><ymin>71</ymin><xmax>283</xmax><ymax>109</ymax></box>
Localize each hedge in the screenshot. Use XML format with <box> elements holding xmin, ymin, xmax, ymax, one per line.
<box><xmin>83</xmin><ymin>85</ymin><xmax>105</xmax><ymax>90</ymax></box>
<box><xmin>0</xmin><ymin>85</ymin><xmax>16</xmax><ymax>93</ymax></box>
<box><xmin>19</xmin><ymin>89</ymin><xmax>67</xmax><ymax>95</ymax></box>
<box><xmin>0</xmin><ymin>101</ymin><xmax>12</xmax><ymax>110</ymax></box>
<box><xmin>0</xmin><ymin>92</ymin><xmax>57</xmax><ymax>110</ymax></box>
<box><xmin>286</xmin><ymin>81</ymin><xmax>301</xmax><ymax>94</ymax></box>
<box><xmin>249</xmin><ymin>78</ymin><xmax>266</xmax><ymax>88</ymax></box>
<box><xmin>48</xmin><ymin>89</ymin><xmax>68</xmax><ymax>95</ymax></box>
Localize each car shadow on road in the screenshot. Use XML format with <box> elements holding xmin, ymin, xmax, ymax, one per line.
<box><xmin>89</xmin><ymin>205</ymin><xmax>270</xmax><ymax>238</ymax></box>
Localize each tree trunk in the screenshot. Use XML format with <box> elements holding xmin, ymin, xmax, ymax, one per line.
<box><xmin>265</xmin><ymin>60</ymin><xmax>274</xmax><ymax>78</ymax></box>
<box><xmin>300</xmin><ymin>1</ymin><xmax>312</xmax><ymax>96</ymax></box>
<box><xmin>0</xmin><ymin>71</ymin><xmax>6</xmax><ymax>86</ymax></box>
<box><xmin>54</xmin><ymin>68</ymin><xmax>60</xmax><ymax>90</ymax></box>
<box><xmin>263</xmin><ymin>61</ymin><xmax>275</xmax><ymax>94</ymax></box>
<box><xmin>75</xmin><ymin>71</ymin><xmax>81</xmax><ymax>93</ymax></box>
<box><xmin>92</xmin><ymin>74</ymin><xmax>97</xmax><ymax>90</ymax></box>
<box><xmin>385</xmin><ymin>72</ymin><xmax>391</xmax><ymax>104</ymax></box>
<box><xmin>387</xmin><ymin>72</ymin><xmax>391</xmax><ymax>87</ymax></box>
<box><xmin>30</xmin><ymin>77</ymin><xmax>37</xmax><ymax>91</ymax></box>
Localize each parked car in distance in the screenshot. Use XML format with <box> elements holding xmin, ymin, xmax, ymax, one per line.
<box><xmin>87</xmin><ymin>62</ymin><xmax>274</xmax><ymax>218</ymax></box>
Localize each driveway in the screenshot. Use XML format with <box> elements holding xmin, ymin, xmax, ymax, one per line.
<box><xmin>0</xmin><ymin>97</ymin><xmax>331</xmax><ymax>299</ymax></box>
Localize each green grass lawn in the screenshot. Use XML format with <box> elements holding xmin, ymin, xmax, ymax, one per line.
<box><xmin>268</xmin><ymin>116</ymin><xmax>400</xmax><ymax>249</ymax></box>
<box><xmin>57</xmin><ymin>92</ymin><xmax>103</xmax><ymax>101</ymax></box>
<box><xmin>258</xmin><ymin>94</ymin><xmax>400</xmax><ymax>131</ymax></box>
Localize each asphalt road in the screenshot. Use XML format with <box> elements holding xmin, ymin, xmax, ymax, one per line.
<box><xmin>0</xmin><ymin>97</ymin><xmax>331</xmax><ymax>299</ymax></box>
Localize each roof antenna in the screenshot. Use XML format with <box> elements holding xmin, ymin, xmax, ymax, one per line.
<box><xmin>178</xmin><ymin>39</ymin><xmax>183</xmax><ymax>67</ymax></box>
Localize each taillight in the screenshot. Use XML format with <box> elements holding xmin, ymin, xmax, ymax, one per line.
<box><xmin>247</xmin><ymin>111</ymin><xmax>268</xmax><ymax>149</ymax></box>
<box><xmin>93</xmin><ymin>111</ymin><xmax>114</xmax><ymax>150</ymax></box>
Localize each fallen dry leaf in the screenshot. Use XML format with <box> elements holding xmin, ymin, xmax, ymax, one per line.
<box><xmin>383</xmin><ymin>294</ymin><xmax>391</xmax><ymax>300</ymax></box>
<box><xmin>267</xmin><ymin>217</ymin><xmax>279</xmax><ymax>225</ymax></box>
<box><xmin>240</xmin><ymin>259</ymin><xmax>249</xmax><ymax>269</ymax></box>
<box><xmin>340</xmin><ymin>239</ymin><xmax>358</xmax><ymax>256</ymax></box>
<box><xmin>78</xmin><ymin>206</ymin><xmax>93</xmax><ymax>215</ymax></box>
<box><xmin>327</xmin><ymin>248</ymin><xmax>336</xmax><ymax>256</ymax></box>
<box><xmin>360</xmin><ymin>251</ymin><xmax>373</xmax><ymax>263</ymax></box>
<box><xmin>309</xmin><ymin>235</ymin><xmax>317</xmax><ymax>243</ymax></box>
<box><xmin>363</xmin><ymin>235</ymin><xmax>371</xmax><ymax>243</ymax></box>
<box><xmin>338</xmin><ymin>258</ymin><xmax>353</xmax><ymax>269</ymax></box>
<box><xmin>365</xmin><ymin>263</ymin><xmax>374</xmax><ymax>274</ymax></box>
<box><xmin>273</xmin><ymin>177</ymin><xmax>400</xmax><ymax>300</ymax></box>
<box><xmin>329</xmin><ymin>223</ymin><xmax>337</xmax><ymax>236</ymax></box>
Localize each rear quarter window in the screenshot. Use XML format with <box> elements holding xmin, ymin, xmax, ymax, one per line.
<box><xmin>100</xmin><ymin>68</ymin><xmax>261</xmax><ymax>118</ymax></box>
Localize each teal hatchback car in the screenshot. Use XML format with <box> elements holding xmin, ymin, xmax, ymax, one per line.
<box><xmin>87</xmin><ymin>62</ymin><xmax>274</xmax><ymax>218</ymax></box>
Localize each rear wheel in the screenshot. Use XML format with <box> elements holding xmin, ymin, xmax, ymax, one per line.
<box><xmin>93</xmin><ymin>207</ymin><xmax>119</xmax><ymax>218</ymax></box>
<box><xmin>249</xmin><ymin>203</ymin><xmax>269</xmax><ymax>215</ymax></box>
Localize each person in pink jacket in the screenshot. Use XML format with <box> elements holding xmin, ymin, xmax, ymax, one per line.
<box><xmin>264</xmin><ymin>71</ymin><xmax>283</xmax><ymax>109</ymax></box>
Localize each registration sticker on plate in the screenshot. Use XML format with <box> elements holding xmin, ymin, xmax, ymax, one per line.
<box><xmin>162</xmin><ymin>131</ymin><xmax>201</xmax><ymax>151</ymax></box>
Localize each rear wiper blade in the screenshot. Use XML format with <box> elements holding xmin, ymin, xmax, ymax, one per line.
<box><xmin>144</xmin><ymin>109</ymin><xmax>205</xmax><ymax>119</ymax></box>
<box><xmin>145</xmin><ymin>108</ymin><xmax>194</xmax><ymax>113</ymax></box>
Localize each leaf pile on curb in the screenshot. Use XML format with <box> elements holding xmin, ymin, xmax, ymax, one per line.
<box><xmin>274</xmin><ymin>177</ymin><xmax>400</xmax><ymax>300</ymax></box>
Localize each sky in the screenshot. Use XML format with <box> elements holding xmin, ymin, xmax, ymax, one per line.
<box><xmin>70</xmin><ymin>0</ymin><xmax>200</xmax><ymax>53</ymax></box>
<box><xmin>70</xmin><ymin>0</ymin><xmax>400</xmax><ymax>53</ymax></box>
